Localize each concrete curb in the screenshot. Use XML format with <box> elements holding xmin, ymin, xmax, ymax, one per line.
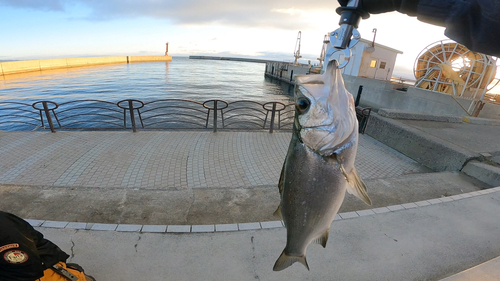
<box><xmin>28</xmin><ymin>186</ymin><xmax>500</xmax><ymax>233</ymax></box>
<box><xmin>378</xmin><ymin>108</ymin><xmax>463</xmax><ymax>123</ymax></box>
<box><xmin>365</xmin><ymin>113</ymin><xmax>478</xmax><ymax>171</ymax></box>
<box><xmin>462</xmin><ymin>116</ymin><xmax>500</xmax><ymax>126</ymax></box>
<box><xmin>462</xmin><ymin>161</ymin><xmax>500</xmax><ymax>187</ymax></box>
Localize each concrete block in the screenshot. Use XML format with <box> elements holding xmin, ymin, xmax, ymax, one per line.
<box><xmin>116</xmin><ymin>224</ymin><xmax>142</xmax><ymax>232</ymax></box>
<box><xmin>191</xmin><ymin>225</ymin><xmax>215</xmax><ymax>233</ymax></box>
<box><xmin>339</xmin><ymin>211</ymin><xmax>359</xmax><ymax>219</ymax></box>
<box><xmin>449</xmin><ymin>194</ymin><xmax>464</xmax><ymax>200</ymax></box>
<box><xmin>356</xmin><ymin>209</ymin><xmax>376</xmax><ymax>217</ymax></box>
<box><xmin>378</xmin><ymin>108</ymin><xmax>462</xmax><ymax>123</ymax></box>
<box><xmin>401</xmin><ymin>203</ymin><xmax>419</xmax><ymax>209</ymax></box>
<box><xmin>387</xmin><ymin>205</ymin><xmax>405</xmax><ymax>211</ymax></box>
<box><xmin>238</xmin><ymin>222</ymin><xmax>261</xmax><ymax>230</ymax></box>
<box><xmin>462</xmin><ymin>161</ymin><xmax>500</xmax><ymax>187</ymax></box>
<box><xmin>439</xmin><ymin>197</ymin><xmax>454</xmax><ymax>203</ymax></box>
<box><xmin>66</xmin><ymin>222</ymin><xmax>87</xmax><ymax>229</ymax></box>
<box><xmin>260</xmin><ymin>221</ymin><xmax>283</xmax><ymax>229</ymax></box>
<box><xmin>365</xmin><ymin>113</ymin><xmax>476</xmax><ymax>171</ymax></box>
<box><xmin>26</xmin><ymin>219</ymin><xmax>45</xmax><ymax>227</ymax></box>
<box><xmin>372</xmin><ymin>207</ymin><xmax>391</xmax><ymax>214</ymax></box>
<box><xmin>142</xmin><ymin>225</ymin><xmax>167</xmax><ymax>233</ymax></box>
<box><xmin>66</xmin><ymin>57</ymin><xmax>90</xmax><ymax>67</ymax></box>
<box><xmin>128</xmin><ymin>56</ymin><xmax>172</xmax><ymax>63</ymax></box>
<box><xmin>1</xmin><ymin>60</ymin><xmax>40</xmax><ymax>75</ymax></box>
<box><xmin>42</xmin><ymin>221</ymin><xmax>69</xmax><ymax>228</ymax></box>
<box><xmin>39</xmin><ymin>58</ymin><xmax>67</xmax><ymax>71</ymax></box>
<box><xmin>91</xmin><ymin>223</ymin><xmax>117</xmax><ymax>231</ymax></box>
<box><xmin>427</xmin><ymin>198</ymin><xmax>442</xmax><ymax>204</ymax></box>
<box><xmin>167</xmin><ymin>225</ymin><xmax>190</xmax><ymax>233</ymax></box>
<box><xmin>215</xmin><ymin>224</ymin><xmax>238</xmax><ymax>232</ymax></box>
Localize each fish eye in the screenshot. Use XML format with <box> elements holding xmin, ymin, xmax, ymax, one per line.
<box><xmin>295</xmin><ymin>97</ymin><xmax>310</xmax><ymax>113</ymax></box>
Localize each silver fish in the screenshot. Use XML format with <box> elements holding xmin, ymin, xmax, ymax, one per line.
<box><xmin>273</xmin><ymin>60</ymin><xmax>371</xmax><ymax>271</ymax></box>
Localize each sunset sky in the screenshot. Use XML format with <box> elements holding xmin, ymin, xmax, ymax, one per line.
<box><xmin>0</xmin><ymin>0</ymin><xmax>450</xmax><ymax>79</ymax></box>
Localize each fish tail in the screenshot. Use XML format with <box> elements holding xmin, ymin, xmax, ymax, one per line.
<box><xmin>273</xmin><ymin>250</ymin><xmax>309</xmax><ymax>271</ymax></box>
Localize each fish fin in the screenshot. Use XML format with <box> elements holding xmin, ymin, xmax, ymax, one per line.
<box><xmin>346</xmin><ymin>167</ymin><xmax>372</xmax><ymax>206</ymax></box>
<box><xmin>273</xmin><ymin>204</ymin><xmax>283</xmax><ymax>219</ymax></box>
<box><xmin>313</xmin><ymin>229</ymin><xmax>329</xmax><ymax>248</ymax></box>
<box><xmin>273</xmin><ymin>250</ymin><xmax>309</xmax><ymax>271</ymax></box>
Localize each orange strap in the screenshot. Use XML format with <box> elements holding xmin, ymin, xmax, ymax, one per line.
<box><xmin>38</xmin><ymin>262</ymin><xmax>88</xmax><ymax>281</ymax></box>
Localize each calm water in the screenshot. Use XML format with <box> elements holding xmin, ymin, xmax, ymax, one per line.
<box><xmin>0</xmin><ymin>57</ymin><xmax>293</xmax><ymax>103</ymax></box>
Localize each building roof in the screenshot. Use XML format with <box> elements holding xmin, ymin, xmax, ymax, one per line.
<box><xmin>358</xmin><ymin>38</ymin><xmax>404</xmax><ymax>54</ymax></box>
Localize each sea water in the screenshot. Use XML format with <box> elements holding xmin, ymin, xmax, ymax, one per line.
<box><xmin>0</xmin><ymin>57</ymin><xmax>293</xmax><ymax>103</ymax></box>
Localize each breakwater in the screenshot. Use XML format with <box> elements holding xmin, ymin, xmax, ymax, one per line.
<box><xmin>189</xmin><ymin>55</ymin><xmax>278</xmax><ymax>64</ymax></box>
<box><xmin>0</xmin><ymin>55</ymin><xmax>172</xmax><ymax>76</ymax></box>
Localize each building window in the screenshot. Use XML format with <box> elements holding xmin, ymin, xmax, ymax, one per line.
<box><xmin>370</xmin><ymin>60</ymin><xmax>377</xmax><ymax>68</ymax></box>
<box><xmin>379</xmin><ymin>61</ymin><xmax>387</xmax><ymax>69</ymax></box>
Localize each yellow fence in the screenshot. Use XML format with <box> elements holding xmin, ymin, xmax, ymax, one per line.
<box><xmin>0</xmin><ymin>56</ymin><xmax>172</xmax><ymax>76</ymax></box>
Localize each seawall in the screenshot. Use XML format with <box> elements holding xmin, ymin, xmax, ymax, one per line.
<box><xmin>189</xmin><ymin>55</ymin><xmax>279</xmax><ymax>64</ymax></box>
<box><xmin>0</xmin><ymin>56</ymin><xmax>172</xmax><ymax>76</ymax></box>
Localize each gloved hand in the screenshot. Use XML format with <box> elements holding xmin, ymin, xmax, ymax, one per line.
<box><xmin>338</xmin><ymin>0</ymin><xmax>405</xmax><ymax>14</ymax></box>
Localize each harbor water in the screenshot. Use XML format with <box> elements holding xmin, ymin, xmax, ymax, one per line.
<box><xmin>0</xmin><ymin>57</ymin><xmax>293</xmax><ymax>103</ymax></box>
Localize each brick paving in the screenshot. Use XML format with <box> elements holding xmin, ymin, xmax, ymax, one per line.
<box><xmin>0</xmin><ymin>131</ymin><xmax>429</xmax><ymax>189</ymax></box>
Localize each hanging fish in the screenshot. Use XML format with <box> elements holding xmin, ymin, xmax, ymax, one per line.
<box><xmin>273</xmin><ymin>60</ymin><xmax>371</xmax><ymax>271</ymax></box>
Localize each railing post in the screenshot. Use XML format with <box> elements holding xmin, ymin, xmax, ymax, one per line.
<box><xmin>128</xmin><ymin>100</ymin><xmax>137</xmax><ymax>132</ymax></box>
<box><xmin>269</xmin><ymin>102</ymin><xmax>277</xmax><ymax>133</ymax></box>
<box><xmin>355</xmin><ymin>85</ymin><xmax>363</xmax><ymax>107</ymax></box>
<box><xmin>213</xmin><ymin>100</ymin><xmax>218</xmax><ymax>132</ymax></box>
<box><xmin>42</xmin><ymin>101</ymin><xmax>56</xmax><ymax>133</ymax></box>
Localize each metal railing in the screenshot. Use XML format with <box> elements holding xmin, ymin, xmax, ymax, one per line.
<box><xmin>0</xmin><ymin>98</ymin><xmax>295</xmax><ymax>133</ymax></box>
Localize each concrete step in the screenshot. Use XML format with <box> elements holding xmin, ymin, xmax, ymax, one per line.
<box><xmin>462</xmin><ymin>160</ymin><xmax>500</xmax><ymax>187</ymax></box>
<box><xmin>492</xmin><ymin>155</ymin><xmax>500</xmax><ymax>165</ymax></box>
<box><xmin>341</xmin><ymin>170</ymin><xmax>490</xmax><ymax>212</ymax></box>
<box><xmin>365</xmin><ymin>113</ymin><xmax>477</xmax><ymax>171</ymax></box>
<box><xmin>439</xmin><ymin>256</ymin><xmax>500</xmax><ymax>281</ymax></box>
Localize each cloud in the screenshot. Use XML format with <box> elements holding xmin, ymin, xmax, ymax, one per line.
<box><xmin>0</xmin><ymin>0</ymin><xmax>65</xmax><ymax>11</ymax></box>
<box><xmin>0</xmin><ymin>0</ymin><xmax>340</xmax><ymax>29</ymax></box>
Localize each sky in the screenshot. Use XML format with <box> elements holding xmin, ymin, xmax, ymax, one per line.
<box><xmin>0</xmin><ymin>0</ymin><xmax>451</xmax><ymax>79</ymax></box>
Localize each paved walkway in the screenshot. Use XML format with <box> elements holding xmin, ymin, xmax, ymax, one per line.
<box><xmin>0</xmin><ymin>131</ymin><xmax>489</xmax><ymax>225</ymax></box>
<box><xmin>0</xmin><ymin>131</ymin><xmax>428</xmax><ymax>189</ymax></box>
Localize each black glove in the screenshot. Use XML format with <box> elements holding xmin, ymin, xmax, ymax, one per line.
<box><xmin>338</xmin><ymin>0</ymin><xmax>417</xmax><ymax>15</ymax></box>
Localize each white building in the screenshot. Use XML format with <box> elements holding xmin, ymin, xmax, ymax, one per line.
<box><xmin>325</xmin><ymin>38</ymin><xmax>403</xmax><ymax>81</ymax></box>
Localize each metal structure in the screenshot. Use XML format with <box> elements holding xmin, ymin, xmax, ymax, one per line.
<box><xmin>317</xmin><ymin>34</ymin><xmax>330</xmax><ymax>67</ymax></box>
<box><xmin>0</xmin><ymin>99</ymin><xmax>295</xmax><ymax>133</ymax></box>
<box><xmin>293</xmin><ymin>31</ymin><xmax>302</xmax><ymax>66</ymax></box>
<box><xmin>414</xmin><ymin>40</ymin><xmax>498</xmax><ymax>101</ymax></box>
